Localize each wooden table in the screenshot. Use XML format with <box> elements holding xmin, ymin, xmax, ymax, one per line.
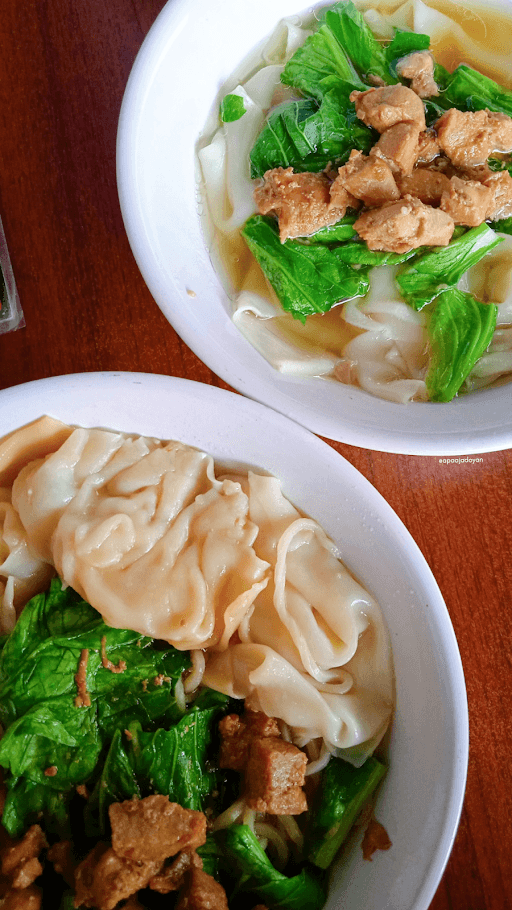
<box><xmin>0</xmin><ymin>1</ymin><xmax>511</xmax><ymax>908</ymax></box>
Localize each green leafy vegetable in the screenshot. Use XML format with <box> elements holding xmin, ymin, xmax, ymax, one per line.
<box><xmin>326</xmin><ymin>241</ymin><xmax>418</xmax><ymax>266</ymax></box>
<box><xmin>220</xmin><ymin>93</ymin><xmax>246</xmax><ymax>122</ymax></box>
<box><xmin>320</xmin><ymin>1</ymin><xmax>391</xmax><ymax>85</ymax></box>
<box><xmin>304</xmin><ymin>211</ymin><xmax>358</xmax><ymax>243</ymax></box>
<box><xmin>442</xmin><ymin>64</ymin><xmax>512</xmax><ymax>116</ymax></box>
<box><xmin>493</xmin><ymin>215</ymin><xmax>512</xmax><ymax>235</ymax></box>
<box><xmin>219</xmin><ymin>824</ymin><xmax>327</xmax><ymax>910</ymax></box>
<box><xmin>396</xmin><ymin>224</ymin><xmax>503</xmax><ymax>310</ymax></box>
<box><xmin>426</xmin><ymin>289</ymin><xmax>498</xmax><ymax>401</ymax></box>
<box><xmin>242</xmin><ymin>214</ymin><xmax>370</xmax><ymax>321</ymax></box>
<box><xmin>306</xmin><ymin>756</ymin><xmax>386</xmax><ymax>870</ymax></box>
<box><xmin>250</xmin><ymin>81</ymin><xmax>374</xmax><ymax>178</ymax></box>
<box><xmin>385</xmin><ymin>28</ymin><xmax>430</xmax><ymax>70</ymax></box>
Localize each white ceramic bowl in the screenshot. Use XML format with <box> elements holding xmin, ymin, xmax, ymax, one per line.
<box><xmin>0</xmin><ymin>372</ymin><xmax>468</xmax><ymax>910</ymax></box>
<box><xmin>116</xmin><ymin>0</ymin><xmax>512</xmax><ymax>456</ymax></box>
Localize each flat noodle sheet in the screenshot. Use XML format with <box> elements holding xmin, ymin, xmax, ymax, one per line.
<box><xmin>1</xmin><ymin>418</ymin><xmax>393</xmax><ymax>760</ymax></box>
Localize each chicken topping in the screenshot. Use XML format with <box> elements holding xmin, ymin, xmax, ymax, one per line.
<box><xmin>436</xmin><ymin>108</ymin><xmax>512</xmax><ymax>168</ymax></box>
<box><xmin>245</xmin><ymin>736</ymin><xmax>308</xmax><ymax>815</ymax></box>
<box><xmin>0</xmin><ymin>825</ymin><xmax>46</xmax><ymax>910</ymax></box>
<box><xmin>109</xmin><ymin>795</ymin><xmax>206</xmax><ymax>865</ymax></box>
<box><xmin>440</xmin><ymin>175</ymin><xmax>494</xmax><ymax>226</ymax></box>
<box><xmin>417</xmin><ymin>129</ymin><xmax>441</xmax><ymax>163</ymax></box>
<box><xmin>396</xmin><ymin>51</ymin><xmax>439</xmax><ymax>98</ymax></box>
<box><xmin>354</xmin><ymin>195</ymin><xmax>455</xmax><ymax>253</ymax></box>
<box><xmin>74</xmin><ymin>842</ymin><xmax>162</xmax><ymax>910</ymax></box>
<box><xmin>254</xmin><ymin>167</ymin><xmax>351</xmax><ymax>241</ymax></box>
<box><xmin>397</xmin><ymin>168</ymin><xmax>451</xmax><ymax>206</ymax></box>
<box><xmin>332</xmin><ymin>150</ymin><xmax>400</xmax><ymax>206</ymax></box>
<box><xmin>349</xmin><ymin>84</ymin><xmax>426</xmax><ymax>132</ymax></box>
<box><xmin>484</xmin><ymin>170</ymin><xmax>512</xmax><ymax>220</ymax></box>
<box><xmin>219</xmin><ymin>709</ymin><xmax>281</xmax><ymax>771</ymax></box>
<box><xmin>175</xmin><ymin>866</ymin><xmax>229</xmax><ymax>910</ymax></box>
<box><xmin>370</xmin><ymin>121</ymin><xmax>421</xmax><ymax>176</ymax></box>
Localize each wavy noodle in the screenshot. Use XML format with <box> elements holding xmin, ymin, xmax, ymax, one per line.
<box><xmin>1</xmin><ymin>418</ymin><xmax>393</xmax><ymax>764</ymax></box>
<box><xmin>212</xmin><ymin>798</ymin><xmax>246</xmax><ymax>831</ymax></box>
<box><xmin>253</xmin><ymin>822</ymin><xmax>290</xmax><ymax>866</ymax></box>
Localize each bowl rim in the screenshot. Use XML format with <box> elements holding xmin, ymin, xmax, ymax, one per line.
<box><xmin>116</xmin><ymin>0</ymin><xmax>512</xmax><ymax>456</ymax></box>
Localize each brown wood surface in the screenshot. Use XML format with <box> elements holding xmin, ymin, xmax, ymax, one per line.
<box><xmin>0</xmin><ymin>1</ymin><xmax>511</xmax><ymax>908</ymax></box>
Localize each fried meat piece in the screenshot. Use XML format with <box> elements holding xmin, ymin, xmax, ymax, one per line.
<box><xmin>354</xmin><ymin>195</ymin><xmax>454</xmax><ymax>252</ymax></box>
<box><xmin>417</xmin><ymin>129</ymin><xmax>441</xmax><ymax>163</ymax></box>
<box><xmin>440</xmin><ymin>175</ymin><xmax>494</xmax><ymax>226</ymax></box>
<box><xmin>397</xmin><ymin>168</ymin><xmax>451</xmax><ymax>206</ymax></box>
<box><xmin>396</xmin><ymin>51</ymin><xmax>438</xmax><ymax>98</ymax></box>
<box><xmin>1</xmin><ymin>885</ymin><xmax>42</xmax><ymax>910</ymax></box>
<box><xmin>176</xmin><ymin>866</ymin><xmax>229</xmax><ymax>910</ymax></box>
<box><xmin>245</xmin><ymin>737</ymin><xmax>308</xmax><ymax>815</ymax></box>
<box><xmin>219</xmin><ymin>709</ymin><xmax>281</xmax><ymax>771</ymax></box>
<box><xmin>484</xmin><ymin>170</ymin><xmax>512</xmax><ymax>219</ymax></box>
<box><xmin>254</xmin><ymin>167</ymin><xmax>350</xmax><ymax>241</ymax></box>
<box><xmin>349</xmin><ymin>84</ymin><xmax>426</xmax><ymax>133</ymax></box>
<box><xmin>149</xmin><ymin>850</ymin><xmax>203</xmax><ymax>894</ymax></box>
<box><xmin>109</xmin><ymin>796</ymin><xmax>206</xmax><ymax>865</ymax></box>
<box><xmin>436</xmin><ymin>108</ymin><xmax>512</xmax><ymax>168</ymax></box>
<box><xmin>332</xmin><ymin>150</ymin><xmax>400</xmax><ymax>207</ymax></box>
<box><xmin>371</xmin><ymin>121</ymin><xmax>421</xmax><ymax>176</ymax></box>
<box><xmin>74</xmin><ymin>843</ymin><xmax>161</xmax><ymax>910</ymax></box>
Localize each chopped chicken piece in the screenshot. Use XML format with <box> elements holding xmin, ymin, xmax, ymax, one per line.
<box><xmin>484</xmin><ymin>170</ymin><xmax>512</xmax><ymax>219</ymax></box>
<box><xmin>371</xmin><ymin>121</ymin><xmax>421</xmax><ymax>175</ymax></box>
<box><xmin>397</xmin><ymin>168</ymin><xmax>451</xmax><ymax>206</ymax></box>
<box><xmin>149</xmin><ymin>850</ymin><xmax>203</xmax><ymax>894</ymax></box>
<box><xmin>332</xmin><ymin>150</ymin><xmax>400</xmax><ymax>206</ymax></box>
<box><xmin>74</xmin><ymin>843</ymin><xmax>161</xmax><ymax>910</ymax></box>
<box><xmin>254</xmin><ymin>167</ymin><xmax>350</xmax><ymax>241</ymax></box>
<box><xmin>396</xmin><ymin>51</ymin><xmax>438</xmax><ymax>98</ymax></box>
<box><xmin>417</xmin><ymin>129</ymin><xmax>441</xmax><ymax>163</ymax></box>
<box><xmin>245</xmin><ymin>737</ymin><xmax>308</xmax><ymax>815</ymax></box>
<box><xmin>176</xmin><ymin>867</ymin><xmax>229</xmax><ymax>910</ymax></box>
<box><xmin>109</xmin><ymin>796</ymin><xmax>206</xmax><ymax>865</ymax></box>
<box><xmin>349</xmin><ymin>84</ymin><xmax>426</xmax><ymax>133</ymax></box>
<box><xmin>440</xmin><ymin>175</ymin><xmax>494</xmax><ymax>226</ymax></box>
<box><xmin>1</xmin><ymin>885</ymin><xmax>42</xmax><ymax>910</ymax></box>
<box><xmin>219</xmin><ymin>710</ymin><xmax>281</xmax><ymax>771</ymax></box>
<box><xmin>436</xmin><ymin>108</ymin><xmax>512</xmax><ymax>168</ymax></box>
<box><xmin>354</xmin><ymin>195</ymin><xmax>455</xmax><ymax>253</ymax></box>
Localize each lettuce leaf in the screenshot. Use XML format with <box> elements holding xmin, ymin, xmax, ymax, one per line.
<box><xmin>426</xmin><ymin>289</ymin><xmax>498</xmax><ymax>401</ymax></box>
<box><xmin>220</xmin><ymin>94</ymin><xmax>246</xmax><ymax>122</ymax></box>
<box><xmin>396</xmin><ymin>224</ymin><xmax>503</xmax><ymax>310</ymax></box>
<box><xmin>241</xmin><ymin>214</ymin><xmax>370</xmax><ymax>321</ymax></box>
<box><xmin>250</xmin><ymin>82</ymin><xmax>374</xmax><ymax>178</ymax></box>
<box><xmin>442</xmin><ymin>64</ymin><xmax>512</xmax><ymax>116</ymax></box>
<box><xmin>218</xmin><ymin>824</ymin><xmax>327</xmax><ymax>910</ymax></box>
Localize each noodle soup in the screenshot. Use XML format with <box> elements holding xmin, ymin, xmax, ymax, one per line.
<box><xmin>199</xmin><ymin>0</ymin><xmax>512</xmax><ymax>404</ymax></box>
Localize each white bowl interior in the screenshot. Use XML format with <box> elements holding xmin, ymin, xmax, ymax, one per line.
<box><xmin>0</xmin><ymin>373</ymin><xmax>469</xmax><ymax>910</ymax></box>
<box><xmin>116</xmin><ymin>0</ymin><xmax>512</xmax><ymax>455</ymax></box>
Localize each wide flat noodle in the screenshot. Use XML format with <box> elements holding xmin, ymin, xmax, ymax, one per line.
<box><xmin>4</xmin><ymin>420</ymin><xmax>393</xmax><ymax>759</ymax></box>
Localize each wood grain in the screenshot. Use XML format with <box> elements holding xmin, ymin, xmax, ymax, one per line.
<box><xmin>1</xmin><ymin>2</ymin><xmax>511</xmax><ymax>908</ymax></box>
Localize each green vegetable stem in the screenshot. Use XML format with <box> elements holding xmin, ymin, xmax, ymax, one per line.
<box><xmin>306</xmin><ymin>755</ymin><xmax>386</xmax><ymax>870</ymax></box>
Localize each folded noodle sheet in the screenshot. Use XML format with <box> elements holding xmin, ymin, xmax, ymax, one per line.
<box><xmin>0</xmin><ymin>417</ymin><xmax>393</xmax><ymax>761</ymax></box>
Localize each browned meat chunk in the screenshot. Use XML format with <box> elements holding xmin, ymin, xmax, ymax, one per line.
<box><xmin>176</xmin><ymin>866</ymin><xmax>229</xmax><ymax>910</ymax></box>
<box><xmin>371</xmin><ymin>122</ymin><xmax>421</xmax><ymax>176</ymax></box>
<box><xmin>109</xmin><ymin>796</ymin><xmax>206</xmax><ymax>865</ymax></box>
<box><xmin>332</xmin><ymin>150</ymin><xmax>400</xmax><ymax>207</ymax></box>
<box><xmin>74</xmin><ymin>843</ymin><xmax>161</xmax><ymax>910</ymax></box>
<box><xmin>245</xmin><ymin>737</ymin><xmax>308</xmax><ymax>815</ymax></box>
<box><xmin>150</xmin><ymin>850</ymin><xmax>203</xmax><ymax>894</ymax></box>
<box><xmin>349</xmin><ymin>84</ymin><xmax>426</xmax><ymax>133</ymax></box>
<box><xmin>484</xmin><ymin>170</ymin><xmax>512</xmax><ymax>219</ymax></box>
<box><xmin>47</xmin><ymin>841</ymin><xmax>75</xmax><ymax>888</ymax></box>
<box><xmin>396</xmin><ymin>51</ymin><xmax>438</xmax><ymax>98</ymax></box>
<box><xmin>219</xmin><ymin>710</ymin><xmax>280</xmax><ymax>771</ymax></box>
<box><xmin>436</xmin><ymin>108</ymin><xmax>512</xmax><ymax>168</ymax></box>
<box><xmin>440</xmin><ymin>175</ymin><xmax>494</xmax><ymax>226</ymax></box>
<box><xmin>354</xmin><ymin>195</ymin><xmax>455</xmax><ymax>253</ymax></box>
<box><xmin>1</xmin><ymin>825</ymin><xmax>46</xmax><ymax>894</ymax></box>
<box><xmin>362</xmin><ymin>816</ymin><xmax>393</xmax><ymax>861</ymax></box>
<box><xmin>1</xmin><ymin>885</ymin><xmax>42</xmax><ymax>910</ymax></box>
<box><xmin>397</xmin><ymin>168</ymin><xmax>451</xmax><ymax>206</ymax></box>
<box><xmin>417</xmin><ymin>129</ymin><xmax>440</xmax><ymax>163</ymax></box>
<box><xmin>254</xmin><ymin>167</ymin><xmax>349</xmax><ymax>241</ymax></box>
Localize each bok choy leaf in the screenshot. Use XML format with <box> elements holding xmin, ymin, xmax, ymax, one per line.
<box><xmin>426</xmin><ymin>289</ymin><xmax>498</xmax><ymax>401</ymax></box>
<box><xmin>241</xmin><ymin>214</ymin><xmax>370</xmax><ymax>321</ymax></box>
<box><xmin>396</xmin><ymin>224</ymin><xmax>503</xmax><ymax>310</ymax></box>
